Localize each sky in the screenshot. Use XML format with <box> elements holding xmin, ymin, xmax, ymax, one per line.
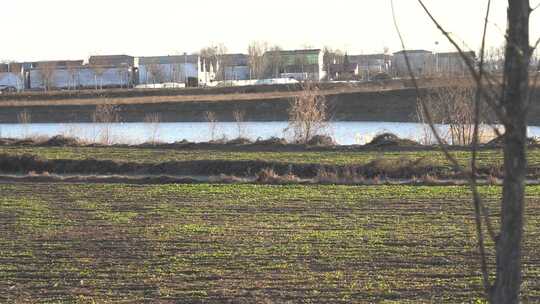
<box><xmin>1</xmin><ymin>0</ymin><xmax>539</xmax><ymax>62</ymax></box>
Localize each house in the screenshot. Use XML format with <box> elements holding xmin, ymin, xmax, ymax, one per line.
<box><xmin>392</xmin><ymin>50</ymin><xmax>435</xmax><ymax>77</ymax></box>
<box><xmin>262</xmin><ymin>49</ymin><xmax>326</xmax><ymax>81</ymax></box>
<box><xmin>89</xmin><ymin>55</ymin><xmax>135</xmax><ymax>67</ymax></box>
<box><xmin>328</xmin><ymin>62</ymin><xmax>359</xmax><ymax>80</ymax></box>
<box><xmin>136</xmin><ymin>55</ymin><xmax>205</xmax><ymax>87</ymax></box>
<box><xmin>348</xmin><ymin>53</ymin><xmax>392</xmax><ymax>80</ymax></box>
<box><xmin>435</xmin><ymin>51</ymin><xmax>476</xmax><ymax>76</ymax></box>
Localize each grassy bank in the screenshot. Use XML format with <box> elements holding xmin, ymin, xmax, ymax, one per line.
<box><xmin>0</xmin><ymin>145</ymin><xmax>511</xmax><ymax>167</ymax></box>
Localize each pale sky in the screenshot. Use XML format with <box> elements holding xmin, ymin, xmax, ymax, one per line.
<box><xmin>2</xmin><ymin>0</ymin><xmax>539</xmax><ymax>62</ymax></box>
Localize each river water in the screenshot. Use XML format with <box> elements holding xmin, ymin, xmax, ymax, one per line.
<box><xmin>0</xmin><ymin>121</ymin><xmax>538</xmax><ymax>145</ymax></box>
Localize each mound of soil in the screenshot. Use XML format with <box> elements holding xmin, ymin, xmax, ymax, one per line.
<box><xmin>43</xmin><ymin>135</ymin><xmax>81</xmax><ymax>147</ymax></box>
<box><xmin>307</xmin><ymin>135</ymin><xmax>335</xmax><ymax>146</ymax></box>
<box><xmin>0</xmin><ymin>138</ymin><xmax>17</xmax><ymax>146</ymax></box>
<box><xmin>367</xmin><ymin>133</ymin><xmax>419</xmax><ymax>148</ymax></box>
<box><xmin>0</xmin><ymin>153</ymin><xmax>458</xmax><ymax>180</ymax></box>
<box><xmin>255</xmin><ymin>137</ymin><xmax>288</xmax><ymax>146</ymax></box>
<box><xmin>486</xmin><ymin>136</ymin><xmax>539</xmax><ymax>147</ymax></box>
<box><xmin>227</xmin><ymin>138</ymin><xmax>253</xmax><ymax>145</ymax></box>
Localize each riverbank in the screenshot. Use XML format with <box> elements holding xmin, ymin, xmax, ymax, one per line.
<box><xmin>0</xmin><ymin>86</ymin><xmax>421</xmax><ymax>123</ymax></box>
<box><xmin>1</xmin><ymin>87</ymin><xmax>539</xmax><ymax>124</ymax></box>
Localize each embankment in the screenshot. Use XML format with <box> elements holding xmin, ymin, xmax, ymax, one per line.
<box><xmin>0</xmin><ymin>88</ymin><xmax>421</xmax><ymax>123</ymax></box>
<box><xmin>1</xmin><ymin>85</ymin><xmax>539</xmax><ymax>124</ymax></box>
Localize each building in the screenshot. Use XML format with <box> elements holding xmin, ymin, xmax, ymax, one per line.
<box><xmin>89</xmin><ymin>55</ymin><xmax>135</xmax><ymax>67</ymax></box>
<box><xmin>262</xmin><ymin>49</ymin><xmax>326</xmax><ymax>81</ymax></box>
<box><xmin>28</xmin><ymin>65</ymin><xmax>134</xmax><ymax>90</ymax></box>
<box><xmin>26</xmin><ymin>60</ymin><xmax>84</xmax><ymax>69</ymax></box>
<box><xmin>435</xmin><ymin>51</ymin><xmax>476</xmax><ymax>76</ymax></box>
<box><xmin>220</xmin><ymin>54</ymin><xmax>250</xmax><ymax>81</ymax></box>
<box><xmin>23</xmin><ymin>60</ymin><xmax>81</xmax><ymax>90</ymax></box>
<box><xmin>136</xmin><ymin>55</ymin><xmax>205</xmax><ymax>87</ymax></box>
<box><xmin>327</xmin><ymin>63</ymin><xmax>359</xmax><ymax>80</ymax></box>
<box><xmin>348</xmin><ymin>53</ymin><xmax>392</xmax><ymax>80</ymax></box>
<box><xmin>0</xmin><ymin>63</ymin><xmax>25</xmax><ymax>91</ymax></box>
<box><xmin>392</xmin><ymin>50</ymin><xmax>435</xmax><ymax>77</ymax></box>
<box><xmin>348</xmin><ymin>54</ymin><xmax>392</xmax><ymax>72</ymax></box>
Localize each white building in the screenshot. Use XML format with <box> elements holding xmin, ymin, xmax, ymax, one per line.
<box><xmin>0</xmin><ymin>63</ymin><xmax>25</xmax><ymax>91</ymax></box>
<box><xmin>28</xmin><ymin>65</ymin><xmax>133</xmax><ymax>90</ymax></box>
<box><xmin>137</xmin><ymin>55</ymin><xmax>210</xmax><ymax>87</ymax></box>
<box><xmin>392</xmin><ymin>50</ymin><xmax>435</xmax><ymax>77</ymax></box>
<box><xmin>435</xmin><ymin>51</ymin><xmax>476</xmax><ymax>76</ymax></box>
<box><xmin>0</xmin><ymin>72</ymin><xmax>24</xmax><ymax>91</ymax></box>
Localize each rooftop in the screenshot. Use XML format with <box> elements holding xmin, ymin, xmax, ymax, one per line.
<box><xmin>393</xmin><ymin>50</ymin><xmax>432</xmax><ymax>54</ymax></box>
<box><xmin>138</xmin><ymin>55</ymin><xmax>199</xmax><ymax>65</ymax></box>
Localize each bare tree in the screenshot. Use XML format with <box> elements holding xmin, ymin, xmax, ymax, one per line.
<box><xmin>205</xmin><ymin>111</ymin><xmax>218</xmax><ymax>141</ymax></box>
<box><xmin>491</xmin><ymin>1</ymin><xmax>530</xmax><ymax>301</ymax></box>
<box><xmin>146</xmin><ymin>64</ymin><xmax>165</xmax><ymax>87</ymax></box>
<box><xmin>144</xmin><ymin>113</ymin><xmax>161</xmax><ymax>144</ymax></box>
<box><xmin>263</xmin><ymin>45</ymin><xmax>283</xmax><ymax>78</ymax></box>
<box><xmin>393</xmin><ymin>0</ymin><xmax>534</xmax><ymax>302</ymax></box>
<box><xmin>200</xmin><ymin>43</ymin><xmax>228</xmax><ymax>81</ymax></box>
<box><xmin>9</xmin><ymin>62</ymin><xmax>24</xmax><ymax>92</ymax></box>
<box><xmin>417</xmin><ymin>81</ymin><xmax>494</xmax><ymax>145</ymax></box>
<box><xmin>92</xmin><ymin>104</ymin><xmax>120</xmax><ymax>145</ymax></box>
<box><xmin>66</xmin><ymin>61</ymin><xmax>79</xmax><ymax>90</ymax></box>
<box><xmin>38</xmin><ymin>62</ymin><xmax>57</xmax><ymax>91</ymax></box>
<box><xmin>116</xmin><ymin>68</ymin><xmax>129</xmax><ymax>89</ymax></box>
<box><xmin>232</xmin><ymin>109</ymin><xmax>246</xmax><ymax>139</ymax></box>
<box><xmin>91</xmin><ymin>65</ymin><xmax>106</xmax><ymax>90</ymax></box>
<box><xmin>17</xmin><ymin>109</ymin><xmax>31</xmax><ymax>138</ymax></box>
<box><xmin>248</xmin><ymin>41</ymin><xmax>269</xmax><ymax>80</ymax></box>
<box><xmin>285</xmin><ymin>81</ymin><xmax>330</xmax><ymax>143</ymax></box>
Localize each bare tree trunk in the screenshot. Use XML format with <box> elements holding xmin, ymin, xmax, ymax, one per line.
<box><xmin>491</xmin><ymin>0</ymin><xmax>530</xmax><ymax>302</ymax></box>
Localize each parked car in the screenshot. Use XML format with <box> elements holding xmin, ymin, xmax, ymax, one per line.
<box><xmin>0</xmin><ymin>85</ymin><xmax>17</xmax><ymax>93</ymax></box>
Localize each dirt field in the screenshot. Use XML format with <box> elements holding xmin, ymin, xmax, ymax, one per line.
<box><xmin>1</xmin><ymin>183</ymin><xmax>539</xmax><ymax>303</ymax></box>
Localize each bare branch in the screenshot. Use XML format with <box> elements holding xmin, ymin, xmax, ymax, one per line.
<box><xmin>471</xmin><ymin>0</ymin><xmax>496</xmax><ymax>294</ymax></box>
<box><xmin>393</xmin><ymin>0</ymin><xmax>495</xmax><ymax>294</ymax></box>
<box><xmin>417</xmin><ymin>0</ymin><xmax>508</xmax><ymax>125</ymax></box>
<box><xmin>533</xmin><ymin>37</ymin><xmax>540</xmax><ymax>52</ymax></box>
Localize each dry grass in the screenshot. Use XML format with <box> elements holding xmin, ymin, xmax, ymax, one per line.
<box><xmin>17</xmin><ymin>110</ymin><xmax>32</xmax><ymax>139</ymax></box>
<box><xmin>285</xmin><ymin>81</ymin><xmax>331</xmax><ymax>144</ymax></box>
<box><xmin>255</xmin><ymin>168</ymin><xmax>300</xmax><ymax>184</ymax></box>
<box><xmin>0</xmin><ymin>85</ymin><xmax>418</xmax><ymax>108</ymax></box>
<box><xmin>233</xmin><ymin>109</ymin><xmax>247</xmax><ymax>139</ymax></box>
<box><xmin>143</xmin><ymin>113</ymin><xmax>162</xmax><ymax>145</ymax></box>
<box><xmin>92</xmin><ymin>104</ymin><xmax>120</xmax><ymax>145</ymax></box>
<box><xmin>205</xmin><ymin>111</ymin><xmax>218</xmax><ymax>141</ymax></box>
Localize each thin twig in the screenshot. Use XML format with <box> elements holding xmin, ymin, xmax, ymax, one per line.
<box><xmin>471</xmin><ymin>0</ymin><xmax>495</xmax><ymax>293</ymax></box>
<box><xmin>392</xmin><ymin>0</ymin><xmax>495</xmax><ymax>294</ymax></box>
<box><xmin>417</xmin><ymin>0</ymin><xmax>508</xmax><ymax>125</ymax></box>
<box><xmin>533</xmin><ymin>37</ymin><xmax>540</xmax><ymax>52</ymax></box>
<box><xmin>417</xmin><ymin>0</ymin><xmax>499</xmax><ymax>239</ymax></box>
